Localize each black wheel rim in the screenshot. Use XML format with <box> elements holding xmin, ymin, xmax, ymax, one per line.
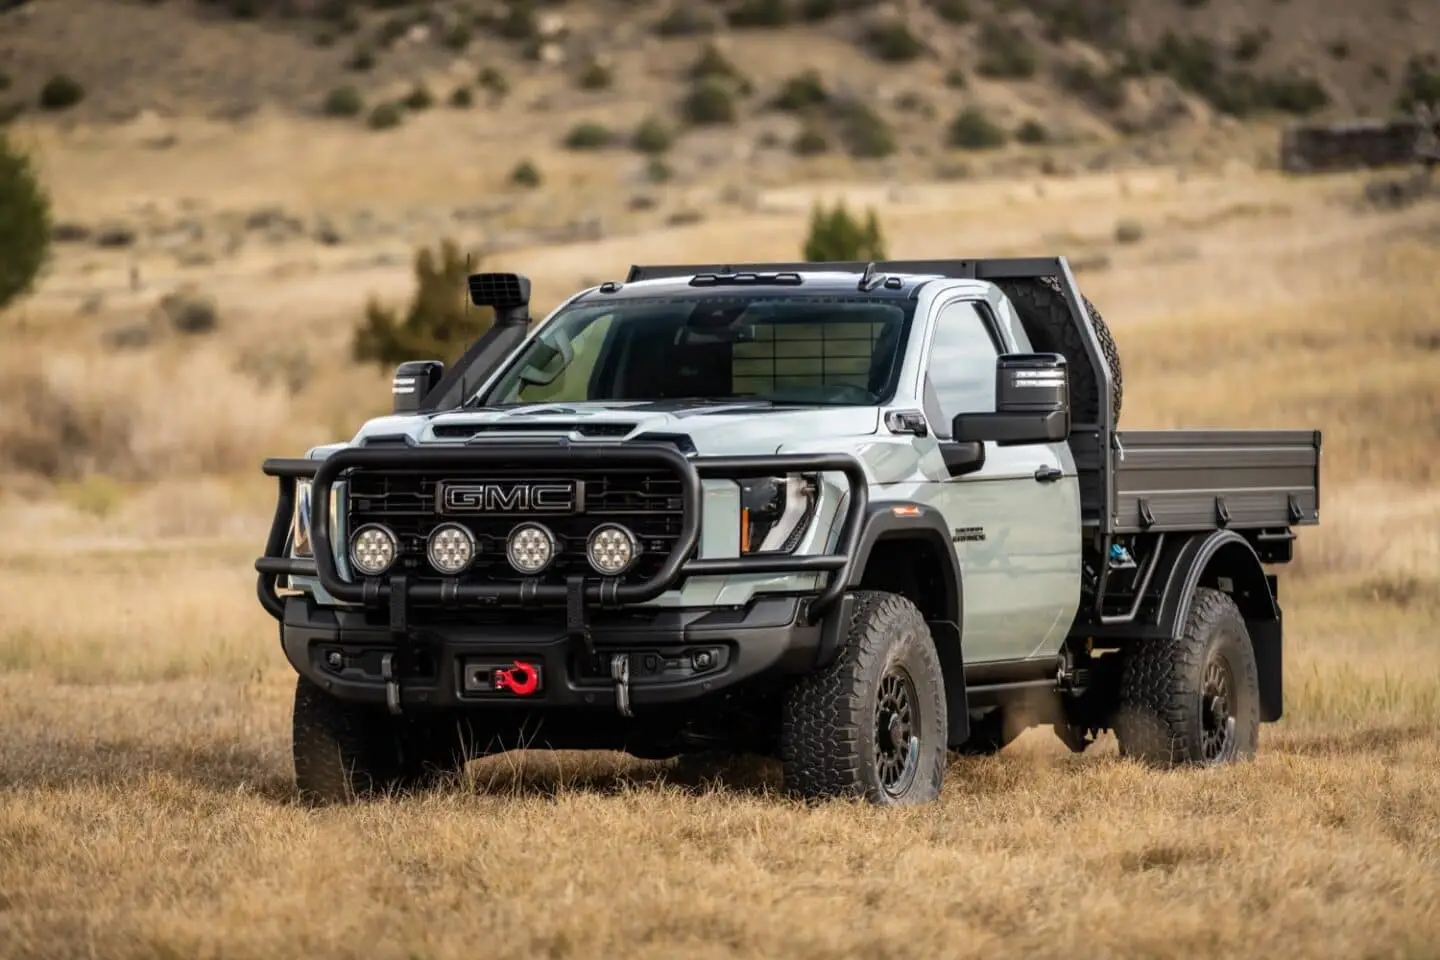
<box><xmin>1200</xmin><ymin>654</ymin><xmax>1237</xmax><ymax>762</ymax></box>
<box><xmin>875</xmin><ymin>665</ymin><xmax>920</xmax><ymax>797</ymax></box>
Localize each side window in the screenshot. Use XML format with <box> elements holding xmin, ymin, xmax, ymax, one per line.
<box><xmin>926</xmin><ymin>300</ymin><xmax>1001</xmax><ymax>438</ymax></box>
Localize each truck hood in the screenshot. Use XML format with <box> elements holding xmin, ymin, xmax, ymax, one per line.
<box><xmin>347</xmin><ymin>400</ymin><xmax>881</xmax><ymax>457</ymax></box>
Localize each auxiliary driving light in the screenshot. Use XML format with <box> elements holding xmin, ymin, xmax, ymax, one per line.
<box><xmin>349</xmin><ymin>523</ymin><xmax>399</xmax><ymax>577</ymax></box>
<box><xmin>587</xmin><ymin>523</ymin><xmax>640</xmax><ymax>576</ymax></box>
<box><xmin>506</xmin><ymin>522</ymin><xmax>557</xmax><ymax>575</ymax></box>
<box><xmin>426</xmin><ymin>522</ymin><xmax>476</xmax><ymax>576</ymax></box>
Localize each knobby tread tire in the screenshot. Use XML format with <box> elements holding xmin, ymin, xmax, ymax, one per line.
<box><xmin>292</xmin><ymin>676</ymin><xmax>406</xmax><ymax>805</ymax></box>
<box><xmin>292</xmin><ymin>678</ymin><xmax>473</xmax><ymax>804</ymax></box>
<box><xmin>1114</xmin><ymin>587</ymin><xmax>1261</xmax><ymax>767</ymax></box>
<box><xmin>779</xmin><ymin>591</ymin><xmax>948</xmax><ymax>805</ymax></box>
<box><xmin>993</xmin><ymin>275</ymin><xmax>1124</xmax><ymax>427</ymax></box>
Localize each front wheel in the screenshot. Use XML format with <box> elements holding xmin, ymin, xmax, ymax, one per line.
<box><xmin>779</xmin><ymin>592</ymin><xmax>948</xmax><ymax>805</ymax></box>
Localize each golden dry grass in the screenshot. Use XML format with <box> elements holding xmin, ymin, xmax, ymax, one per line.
<box><xmin>1</xmin><ymin>164</ymin><xmax>1439</xmax><ymax>956</ymax></box>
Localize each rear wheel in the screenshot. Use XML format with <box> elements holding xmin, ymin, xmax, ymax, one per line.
<box><xmin>1114</xmin><ymin>588</ymin><xmax>1261</xmax><ymax>767</ymax></box>
<box><xmin>780</xmin><ymin>592</ymin><xmax>948</xmax><ymax>805</ymax></box>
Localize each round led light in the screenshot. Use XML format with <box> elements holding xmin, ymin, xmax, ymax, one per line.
<box><xmin>587</xmin><ymin>523</ymin><xmax>640</xmax><ymax>576</ymax></box>
<box><xmin>506</xmin><ymin>522</ymin><xmax>557</xmax><ymax>575</ymax></box>
<box><xmin>349</xmin><ymin>523</ymin><xmax>398</xmax><ymax>577</ymax></box>
<box><xmin>426</xmin><ymin>523</ymin><xmax>476</xmax><ymax>576</ymax></box>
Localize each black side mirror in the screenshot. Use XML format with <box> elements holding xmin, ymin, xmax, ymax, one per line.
<box><xmin>951</xmin><ymin>353</ymin><xmax>1070</xmax><ymax>446</ymax></box>
<box><xmin>393</xmin><ymin>360</ymin><xmax>444</xmax><ymax>414</ymax></box>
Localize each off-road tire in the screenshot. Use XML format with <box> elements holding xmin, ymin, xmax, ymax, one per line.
<box><xmin>1113</xmin><ymin>588</ymin><xmax>1261</xmax><ymax>767</ymax></box>
<box><xmin>291</xmin><ymin>677</ymin><xmax>471</xmax><ymax>804</ymax></box>
<box><xmin>779</xmin><ymin>592</ymin><xmax>948</xmax><ymax>805</ymax></box>
<box><xmin>993</xmin><ymin>275</ymin><xmax>1124</xmax><ymax>427</ymax></box>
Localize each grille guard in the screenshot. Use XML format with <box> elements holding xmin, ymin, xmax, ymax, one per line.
<box><xmin>254</xmin><ymin>442</ymin><xmax>869</xmax><ymax>626</ymax></box>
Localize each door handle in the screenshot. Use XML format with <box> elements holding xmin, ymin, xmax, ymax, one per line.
<box><xmin>1033</xmin><ymin>465</ymin><xmax>1063</xmax><ymax>483</ymax></box>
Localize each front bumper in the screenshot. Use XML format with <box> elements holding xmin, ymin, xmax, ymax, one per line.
<box><xmin>281</xmin><ymin>592</ymin><xmax>823</xmax><ymax>710</ymax></box>
<box><xmin>254</xmin><ymin>442</ymin><xmax>868</xmax><ymax>711</ymax></box>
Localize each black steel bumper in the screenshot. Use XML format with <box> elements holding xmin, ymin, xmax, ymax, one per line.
<box><xmin>279</xmin><ymin>592</ymin><xmax>826</xmax><ymax>710</ymax></box>
<box><xmin>254</xmin><ymin>443</ymin><xmax>867</xmax><ymax>709</ymax></box>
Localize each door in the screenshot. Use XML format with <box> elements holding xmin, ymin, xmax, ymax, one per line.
<box><xmin>921</xmin><ymin>299</ymin><xmax>1079</xmax><ymax>664</ymax></box>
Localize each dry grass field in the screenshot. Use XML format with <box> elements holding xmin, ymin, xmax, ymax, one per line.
<box><xmin>3</xmin><ymin>110</ymin><xmax>1440</xmax><ymax>956</ymax></box>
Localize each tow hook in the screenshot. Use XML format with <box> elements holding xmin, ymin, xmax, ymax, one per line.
<box><xmin>380</xmin><ymin>652</ymin><xmax>402</xmax><ymax>716</ymax></box>
<box><xmin>493</xmin><ymin>661</ymin><xmax>540</xmax><ymax>696</ymax></box>
<box><xmin>610</xmin><ymin>653</ymin><xmax>632</xmax><ymax>717</ymax></box>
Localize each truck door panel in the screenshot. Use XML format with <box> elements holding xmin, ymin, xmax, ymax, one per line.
<box><xmin>922</xmin><ymin>299</ymin><xmax>1079</xmax><ymax>663</ymax></box>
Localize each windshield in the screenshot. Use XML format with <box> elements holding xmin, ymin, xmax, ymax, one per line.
<box><xmin>476</xmin><ymin>293</ymin><xmax>915</xmax><ymax>407</ymax></box>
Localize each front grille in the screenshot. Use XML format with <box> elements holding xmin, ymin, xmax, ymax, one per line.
<box><xmin>344</xmin><ymin>466</ymin><xmax>686</xmax><ymax>585</ymax></box>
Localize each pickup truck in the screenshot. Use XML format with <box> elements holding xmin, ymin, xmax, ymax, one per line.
<box><xmin>254</xmin><ymin>257</ymin><xmax>1322</xmax><ymax>806</ymax></box>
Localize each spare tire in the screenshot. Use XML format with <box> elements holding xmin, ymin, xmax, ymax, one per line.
<box><xmin>992</xmin><ymin>276</ymin><xmax>1124</xmax><ymax>427</ymax></box>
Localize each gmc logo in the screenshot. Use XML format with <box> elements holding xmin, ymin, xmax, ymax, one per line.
<box><xmin>436</xmin><ymin>481</ymin><xmax>581</xmax><ymax>515</ymax></box>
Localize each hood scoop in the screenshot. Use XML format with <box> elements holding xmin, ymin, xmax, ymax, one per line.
<box><xmin>430</xmin><ymin>422</ymin><xmax>637</xmax><ymax>441</ymax></box>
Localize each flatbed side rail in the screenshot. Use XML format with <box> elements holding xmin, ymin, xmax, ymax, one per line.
<box><xmin>1109</xmin><ymin>429</ymin><xmax>1322</xmax><ymax>534</ymax></box>
<box><xmin>253</xmin><ymin>444</ymin><xmax>868</xmax><ymax>622</ymax></box>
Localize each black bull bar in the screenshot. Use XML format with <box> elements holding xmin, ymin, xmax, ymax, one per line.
<box><xmin>254</xmin><ymin>443</ymin><xmax>869</xmax><ymax>626</ymax></box>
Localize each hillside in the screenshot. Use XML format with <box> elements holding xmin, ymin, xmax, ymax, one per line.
<box><xmin>3</xmin><ymin>0</ymin><xmax>1438</xmax><ymax>140</ymax></box>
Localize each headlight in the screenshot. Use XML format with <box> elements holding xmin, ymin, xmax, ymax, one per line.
<box><xmin>740</xmin><ymin>474</ymin><xmax>817</xmax><ymax>554</ymax></box>
<box><xmin>292</xmin><ymin>480</ymin><xmax>313</xmax><ymax>558</ymax></box>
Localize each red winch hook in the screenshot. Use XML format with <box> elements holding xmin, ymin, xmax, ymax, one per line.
<box><xmin>493</xmin><ymin>660</ymin><xmax>539</xmax><ymax>696</ymax></box>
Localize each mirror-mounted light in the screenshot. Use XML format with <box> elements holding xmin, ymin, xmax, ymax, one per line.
<box><xmin>951</xmin><ymin>353</ymin><xmax>1070</xmax><ymax>447</ymax></box>
<box><xmin>393</xmin><ymin>360</ymin><xmax>445</xmax><ymax>414</ymax></box>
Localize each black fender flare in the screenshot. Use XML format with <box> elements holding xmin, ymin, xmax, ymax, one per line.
<box><xmin>817</xmin><ymin>501</ymin><xmax>971</xmax><ymax>746</ymax></box>
<box><xmin>1153</xmin><ymin>529</ymin><xmax>1283</xmax><ymax>722</ymax></box>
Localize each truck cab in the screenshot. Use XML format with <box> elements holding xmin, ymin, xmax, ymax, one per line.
<box><xmin>256</xmin><ymin>258</ymin><xmax>1320</xmax><ymax>806</ymax></box>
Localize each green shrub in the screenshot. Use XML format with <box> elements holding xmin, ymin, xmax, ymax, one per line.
<box><xmin>654</xmin><ymin>5</ymin><xmax>718</xmax><ymax>37</ymax></box>
<box><xmin>792</xmin><ymin>123</ymin><xmax>830</xmax><ymax>155</ymax></box>
<box><xmin>947</xmin><ymin>106</ymin><xmax>1007</xmax><ymax>149</ymax></box>
<box><xmin>682</xmin><ymin>77</ymin><xmax>737</xmax><ymax>125</ymax></box>
<box><xmin>1395</xmin><ymin>53</ymin><xmax>1440</xmax><ymax>112</ymax></box>
<box><xmin>1015</xmin><ymin>119</ymin><xmax>1049</xmax><ymax>144</ymax></box>
<box><xmin>689</xmin><ymin>43</ymin><xmax>748</xmax><ymax>88</ymax></box>
<box><xmin>346</xmin><ymin>46</ymin><xmax>377</xmax><ymax>71</ymax></box>
<box><xmin>510</xmin><ymin>159</ymin><xmax>542</xmax><ymax>188</ymax></box>
<box><xmin>578</xmin><ymin>60</ymin><xmax>613</xmax><ymax>90</ymax></box>
<box><xmin>930</xmin><ymin>0</ymin><xmax>971</xmax><ymax>24</ymax></box>
<box><xmin>367</xmin><ymin>102</ymin><xmax>403</xmax><ymax>130</ymax></box>
<box><xmin>38</xmin><ymin>74</ymin><xmax>85</xmax><ymax>111</ymax></box>
<box><xmin>802</xmin><ymin>200</ymin><xmax>887</xmax><ymax>262</ymax></box>
<box><xmin>1231</xmin><ymin>28</ymin><xmax>1270</xmax><ymax>63</ymax></box>
<box><xmin>631</xmin><ymin>116</ymin><xmax>674</xmax><ymax>154</ymax></box>
<box><xmin>563</xmin><ymin>121</ymin><xmax>613</xmax><ymax>149</ymax></box>
<box><xmin>1113</xmin><ymin>218</ymin><xmax>1144</xmax><ymax>244</ymax></box>
<box><xmin>773</xmin><ymin>70</ymin><xmax>829</xmax><ymax>112</ymax></box>
<box><xmin>866</xmin><ymin>19</ymin><xmax>926</xmax><ymax>62</ymax></box>
<box><xmin>976</xmin><ymin>23</ymin><xmax>1035</xmax><ymax>79</ymax></box>
<box><xmin>401</xmin><ymin>84</ymin><xmax>434</xmax><ymax>111</ymax></box>
<box><xmin>352</xmin><ymin>239</ymin><xmax>493</xmax><ymax>369</ymax></box>
<box><xmin>478</xmin><ymin>66</ymin><xmax>509</xmax><ymax>101</ymax></box>
<box><xmin>322</xmin><ymin>85</ymin><xmax>364</xmax><ymax>118</ymax></box>
<box><xmin>443</xmin><ymin>24</ymin><xmax>472</xmax><ymax>51</ymax></box>
<box><xmin>0</xmin><ymin>132</ymin><xmax>52</xmax><ymax>312</ymax></box>
<box><xmin>728</xmin><ymin>0</ymin><xmax>791</xmax><ymax>27</ymax></box>
<box><xmin>1058</xmin><ymin>63</ymin><xmax>1125</xmax><ymax>110</ymax></box>
<box><xmin>836</xmin><ymin>101</ymin><xmax>895</xmax><ymax>158</ymax></box>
